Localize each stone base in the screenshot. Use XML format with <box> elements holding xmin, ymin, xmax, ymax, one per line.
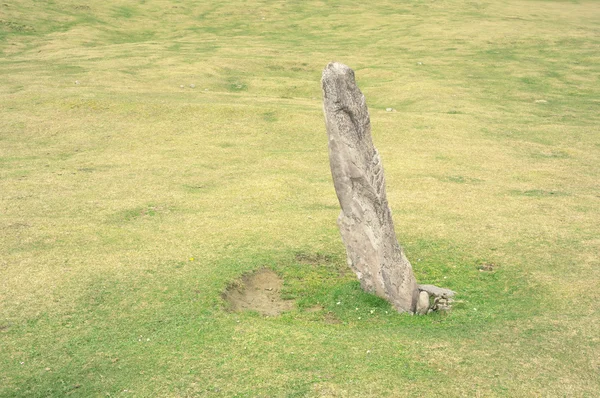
<box><xmin>415</xmin><ymin>284</ymin><xmax>456</xmax><ymax>315</ymax></box>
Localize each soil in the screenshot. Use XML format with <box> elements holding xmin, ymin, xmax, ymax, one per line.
<box><xmin>222</xmin><ymin>268</ymin><xmax>294</xmax><ymax>316</ymax></box>
<box><xmin>323</xmin><ymin>312</ymin><xmax>341</xmax><ymax>324</ymax></box>
<box><xmin>477</xmin><ymin>262</ymin><xmax>497</xmax><ymax>272</ymax></box>
<box><xmin>305</xmin><ymin>305</ymin><xmax>323</xmax><ymax>313</ymax></box>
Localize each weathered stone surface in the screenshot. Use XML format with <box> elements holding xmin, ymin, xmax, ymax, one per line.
<box><xmin>416</xmin><ymin>291</ymin><xmax>430</xmax><ymax>315</ymax></box>
<box><xmin>321</xmin><ymin>62</ymin><xmax>419</xmax><ymax>313</ymax></box>
<box><xmin>418</xmin><ymin>284</ymin><xmax>456</xmax><ymax>298</ymax></box>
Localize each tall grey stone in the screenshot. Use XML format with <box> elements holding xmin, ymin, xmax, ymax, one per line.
<box><xmin>321</xmin><ymin>62</ymin><xmax>419</xmax><ymax>313</ymax></box>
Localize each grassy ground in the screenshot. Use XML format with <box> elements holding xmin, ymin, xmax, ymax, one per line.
<box><xmin>1</xmin><ymin>0</ymin><xmax>599</xmax><ymax>396</ymax></box>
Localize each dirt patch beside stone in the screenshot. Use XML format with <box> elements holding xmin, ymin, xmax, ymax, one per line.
<box><xmin>222</xmin><ymin>268</ymin><xmax>294</xmax><ymax>316</ymax></box>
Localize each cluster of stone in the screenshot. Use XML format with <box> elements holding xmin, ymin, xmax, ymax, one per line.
<box><xmin>415</xmin><ymin>284</ymin><xmax>456</xmax><ymax>315</ymax></box>
<box><xmin>431</xmin><ymin>296</ymin><xmax>453</xmax><ymax>312</ymax></box>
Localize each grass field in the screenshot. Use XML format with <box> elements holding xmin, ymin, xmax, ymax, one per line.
<box><xmin>1</xmin><ymin>0</ymin><xmax>599</xmax><ymax>396</ymax></box>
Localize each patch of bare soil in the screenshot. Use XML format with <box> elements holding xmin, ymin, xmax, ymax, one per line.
<box><xmin>222</xmin><ymin>268</ymin><xmax>294</xmax><ymax>316</ymax></box>
<box><xmin>477</xmin><ymin>262</ymin><xmax>497</xmax><ymax>272</ymax></box>
<box><xmin>323</xmin><ymin>312</ymin><xmax>341</xmax><ymax>324</ymax></box>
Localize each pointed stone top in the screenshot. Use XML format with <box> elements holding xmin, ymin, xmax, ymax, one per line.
<box><xmin>322</xmin><ymin>62</ymin><xmax>355</xmax><ymax>79</ymax></box>
<box><xmin>321</xmin><ymin>62</ymin><xmax>363</xmax><ymax>114</ymax></box>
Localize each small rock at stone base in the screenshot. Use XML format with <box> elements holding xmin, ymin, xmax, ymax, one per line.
<box><xmin>416</xmin><ymin>291</ymin><xmax>430</xmax><ymax>315</ymax></box>
<box><xmin>386</xmin><ymin>108</ymin><xmax>393</xmax><ymax>112</ymax></box>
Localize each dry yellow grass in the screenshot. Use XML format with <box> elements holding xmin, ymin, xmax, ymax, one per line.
<box><xmin>1</xmin><ymin>0</ymin><xmax>599</xmax><ymax>396</ymax></box>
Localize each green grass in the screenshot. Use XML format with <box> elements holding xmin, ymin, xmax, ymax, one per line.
<box><xmin>1</xmin><ymin>0</ymin><xmax>599</xmax><ymax>396</ymax></box>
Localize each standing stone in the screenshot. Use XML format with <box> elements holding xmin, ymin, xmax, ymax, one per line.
<box><xmin>321</xmin><ymin>62</ymin><xmax>419</xmax><ymax>313</ymax></box>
